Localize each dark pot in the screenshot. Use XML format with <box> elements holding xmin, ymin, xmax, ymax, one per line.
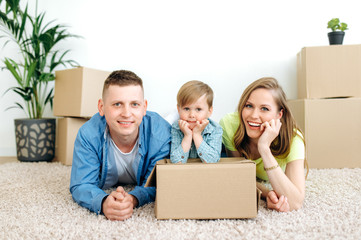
<box><xmin>328</xmin><ymin>31</ymin><xmax>345</xmax><ymax>45</ymax></box>
<box><xmin>14</xmin><ymin>118</ymin><xmax>56</xmax><ymax>162</ymax></box>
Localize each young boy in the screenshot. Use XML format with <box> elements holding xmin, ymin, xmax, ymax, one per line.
<box><xmin>170</xmin><ymin>80</ymin><xmax>223</xmax><ymax>163</ymax></box>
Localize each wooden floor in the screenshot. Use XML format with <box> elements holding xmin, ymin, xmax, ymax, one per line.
<box><xmin>0</xmin><ymin>156</ymin><xmax>18</xmax><ymax>165</ymax></box>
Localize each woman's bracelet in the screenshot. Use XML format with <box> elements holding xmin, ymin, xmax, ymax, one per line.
<box><xmin>264</xmin><ymin>164</ymin><xmax>279</xmax><ymax>171</ymax></box>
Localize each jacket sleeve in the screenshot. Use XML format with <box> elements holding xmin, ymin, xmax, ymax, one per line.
<box><xmin>170</xmin><ymin>124</ymin><xmax>189</xmax><ymax>163</ymax></box>
<box><xmin>129</xmin><ymin>116</ymin><xmax>171</xmax><ymax>207</ymax></box>
<box><xmin>69</xmin><ymin>128</ymin><xmax>107</xmax><ymax>215</ymax></box>
<box><xmin>197</xmin><ymin>125</ymin><xmax>223</xmax><ymax>163</ymax></box>
<box><xmin>129</xmin><ymin>136</ymin><xmax>171</xmax><ymax>207</ymax></box>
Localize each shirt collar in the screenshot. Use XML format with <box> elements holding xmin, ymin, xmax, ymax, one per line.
<box><xmin>104</xmin><ymin>123</ymin><xmax>143</xmax><ymax>148</ymax></box>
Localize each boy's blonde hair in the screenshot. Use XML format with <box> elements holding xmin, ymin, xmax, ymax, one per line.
<box><xmin>177</xmin><ymin>80</ymin><xmax>214</xmax><ymax>107</ymax></box>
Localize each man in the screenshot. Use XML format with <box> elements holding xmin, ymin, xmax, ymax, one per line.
<box><xmin>70</xmin><ymin>70</ymin><xmax>171</xmax><ymax>221</ymax></box>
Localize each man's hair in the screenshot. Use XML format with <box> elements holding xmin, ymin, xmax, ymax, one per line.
<box><xmin>102</xmin><ymin>70</ymin><xmax>143</xmax><ymax>97</ymax></box>
<box><xmin>177</xmin><ymin>80</ymin><xmax>214</xmax><ymax>108</ymax></box>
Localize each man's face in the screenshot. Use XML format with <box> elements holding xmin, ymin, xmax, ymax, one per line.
<box><xmin>98</xmin><ymin>85</ymin><xmax>147</xmax><ymax>141</ymax></box>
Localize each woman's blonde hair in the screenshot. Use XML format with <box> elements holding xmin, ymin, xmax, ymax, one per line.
<box><xmin>234</xmin><ymin>77</ymin><xmax>308</xmax><ymax>175</ymax></box>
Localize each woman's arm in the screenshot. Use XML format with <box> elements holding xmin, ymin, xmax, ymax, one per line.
<box><xmin>258</xmin><ymin>119</ymin><xmax>305</xmax><ymax>211</ymax></box>
<box><xmin>262</xmin><ymin>148</ymin><xmax>305</xmax><ymax>211</ymax></box>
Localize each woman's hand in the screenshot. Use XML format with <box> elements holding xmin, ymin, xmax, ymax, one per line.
<box><xmin>258</xmin><ymin>119</ymin><xmax>282</xmax><ymax>153</ymax></box>
<box><xmin>266</xmin><ymin>190</ymin><xmax>290</xmax><ymax>212</ymax></box>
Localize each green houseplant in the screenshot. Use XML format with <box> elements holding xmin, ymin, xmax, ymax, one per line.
<box><xmin>327</xmin><ymin>18</ymin><xmax>348</xmax><ymax>45</ymax></box>
<box><xmin>0</xmin><ymin>0</ymin><xmax>79</xmax><ymax>161</ymax></box>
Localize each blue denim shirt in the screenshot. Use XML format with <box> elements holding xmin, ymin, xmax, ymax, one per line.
<box><xmin>70</xmin><ymin>111</ymin><xmax>171</xmax><ymax>214</ymax></box>
<box><xmin>170</xmin><ymin>118</ymin><xmax>223</xmax><ymax>163</ymax></box>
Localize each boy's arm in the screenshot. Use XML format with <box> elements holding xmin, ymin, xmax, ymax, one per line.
<box><xmin>196</xmin><ymin>125</ymin><xmax>223</xmax><ymax>163</ymax></box>
<box><xmin>170</xmin><ymin>126</ymin><xmax>190</xmax><ymax>163</ymax></box>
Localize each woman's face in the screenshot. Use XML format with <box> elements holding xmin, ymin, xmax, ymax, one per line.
<box><xmin>241</xmin><ymin>88</ymin><xmax>282</xmax><ymax>141</ymax></box>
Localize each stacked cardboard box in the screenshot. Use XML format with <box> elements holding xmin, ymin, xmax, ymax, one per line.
<box><xmin>54</xmin><ymin>67</ymin><xmax>111</xmax><ymax>165</ymax></box>
<box><xmin>288</xmin><ymin>45</ymin><xmax>361</xmax><ymax>168</ymax></box>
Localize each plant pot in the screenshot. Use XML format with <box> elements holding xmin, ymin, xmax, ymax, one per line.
<box><xmin>14</xmin><ymin>118</ymin><xmax>56</xmax><ymax>162</ymax></box>
<box><xmin>328</xmin><ymin>31</ymin><xmax>345</xmax><ymax>45</ymax></box>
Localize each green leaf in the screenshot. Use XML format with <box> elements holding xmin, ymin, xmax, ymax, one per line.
<box><xmin>327</xmin><ymin>18</ymin><xmax>340</xmax><ymax>31</ymax></box>
<box><xmin>339</xmin><ymin>22</ymin><xmax>348</xmax><ymax>31</ymax></box>
<box><xmin>17</xmin><ymin>4</ymin><xmax>28</xmax><ymax>42</ymax></box>
<box><xmin>3</xmin><ymin>58</ymin><xmax>23</xmax><ymax>86</ymax></box>
<box><xmin>1</xmin><ymin>0</ymin><xmax>81</xmax><ymax>118</ymax></box>
<box><xmin>44</xmin><ymin>88</ymin><xmax>53</xmax><ymax>106</ymax></box>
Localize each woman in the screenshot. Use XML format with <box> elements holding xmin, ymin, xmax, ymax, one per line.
<box><xmin>220</xmin><ymin>77</ymin><xmax>307</xmax><ymax>212</ymax></box>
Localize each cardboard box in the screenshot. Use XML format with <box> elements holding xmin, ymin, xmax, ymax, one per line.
<box><xmin>297</xmin><ymin>45</ymin><xmax>361</xmax><ymax>99</ymax></box>
<box><xmin>55</xmin><ymin>117</ymin><xmax>88</xmax><ymax>165</ymax></box>
<box><xmin>146</xmin><ymin>158</ymin><xmax>260</xmax><ymax>219</ymax></box>
<box><xmin>288</xmin><ymin>98</ymin><xmax>361</xmax><ymax>168</ymax></box>
<box><xmin>54</xmin><ymin>67</ymin><xmax>111</xmax><ymax>118</ymax></box>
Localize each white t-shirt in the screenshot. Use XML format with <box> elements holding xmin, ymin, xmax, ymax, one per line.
<box><xmin>104</xmin><ymin>132</ymin><xmax>140</xmax><ymax>188</ymax></box>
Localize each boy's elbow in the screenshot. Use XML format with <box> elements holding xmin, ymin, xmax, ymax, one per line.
<box><xmin>201</xmin><ymin>155</ymin><xmax>220</xmax><ymax>163</ymax></box>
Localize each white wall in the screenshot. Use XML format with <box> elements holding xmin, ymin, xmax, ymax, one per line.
<box><xmin>1</xmin><ymin>0</ymin><xmax>360</xmax><ymax>156</ymax></box>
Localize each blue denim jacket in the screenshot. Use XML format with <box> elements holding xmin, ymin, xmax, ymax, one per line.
<box><xmin>170</xmin><ymin>118</ymin><xmax>223</xmax><ymax>163</ymax></box>
<box><xmin>70</xmin><ymin>111</ymin><xmax>171</xmax><ymax>214</ymax></box>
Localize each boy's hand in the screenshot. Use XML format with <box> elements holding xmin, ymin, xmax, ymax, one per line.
<box><xmin>178</xmin><ymin>119</ymin><xmax>192</xmax><ymax>136</ymax></box>
<box><xmin>192</xmin><ymin>119</ymin><xmax>209</xmax><ymax>136</ymax></box>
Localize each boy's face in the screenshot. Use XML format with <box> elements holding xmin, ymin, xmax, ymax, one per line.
<box><xmin>98</xmin><ymin>84</ymin><xmax>147</xmax><ymax>141</ymax></box>
<box><xmin>177</xmin><ymin>94</ymin><xmax>213</xmax><ymax>130</ymax></box>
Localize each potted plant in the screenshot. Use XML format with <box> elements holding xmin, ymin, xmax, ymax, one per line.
<box><xmin>0</xmin><ymin>0</ymin><xmax>79</xmax><ymax>161</ymax></box>
<box><xmin>327</xmin><ymin>18</ymin><xmax>348</xmax><ymax>45</ymax></box>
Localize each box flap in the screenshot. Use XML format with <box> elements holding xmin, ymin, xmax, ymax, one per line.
<box><xmin>145</xmin><ymin>158</ymin><xmax>253</xmax><ymax>188</ymax></box>
<box><xmin>256</xmin><ymin>188</ymin><xmax>262</xmax><ymax>211</ymax></box>
<box><xmin>144</xmin><ymin>159</ymin><xmax>167</xmax><ymax>187</ymax></box>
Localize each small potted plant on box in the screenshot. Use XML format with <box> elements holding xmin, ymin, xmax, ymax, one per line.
<box><xmin>0</xmin><ymin>0</ymin><xmax>79</xmax><ymax>161</ymax></box>
<box><xmin>327</xmin><ymin>18</ymin><xmax>348</xmax><ymax>45</ymax></box>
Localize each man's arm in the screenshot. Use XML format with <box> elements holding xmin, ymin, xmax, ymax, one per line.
<box><xmin>69</xmin><ymin>129</ymin><xmax>107</xmax><ymax>214</ymax></box>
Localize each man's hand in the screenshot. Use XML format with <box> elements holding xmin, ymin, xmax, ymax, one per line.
<box><xmin>102</xmin><ymin>187</ymin><xmax>138</xmax><ymax>221</ymax></box>
<box><xmin>266</xmin><ymin>190</ymin><xmax>290</xmax><ymax>212</ymax></box>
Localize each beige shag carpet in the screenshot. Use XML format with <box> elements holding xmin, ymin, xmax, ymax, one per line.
<box><xmin>1</xmin><ymin>161</ymin><xmax>361</xmax><ymax>240</ymax></box>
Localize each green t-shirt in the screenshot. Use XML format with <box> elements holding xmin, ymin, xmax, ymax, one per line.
<box><xmin>219</xmin><ymin>112</ymin><xmax>305</xmax><ymax>181</ymax></box>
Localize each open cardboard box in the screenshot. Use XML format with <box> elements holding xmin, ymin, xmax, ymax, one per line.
<box><xmin>145</xmin><ymin>158</ymin><xmax>261</xmax><ymax>220</ymax></box>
